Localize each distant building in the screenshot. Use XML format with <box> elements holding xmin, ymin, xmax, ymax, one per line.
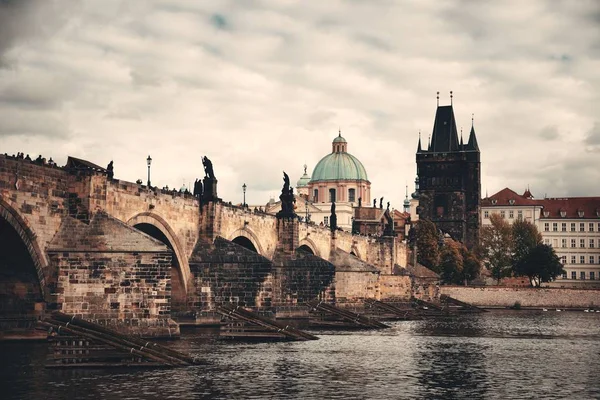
<box><xmin>416</xmin><ymin>96</ymin><xmax>481</xmax><ymax>248</ymax></box>
<box><xmin>268</xmin><ymin>131</ymin><xmax>371</xmax><ymax>230</ymax></box>
<box><xmin>481</xmin><ymin>188</ymin><xmax>600</xmax><ymax>285</ymax></box>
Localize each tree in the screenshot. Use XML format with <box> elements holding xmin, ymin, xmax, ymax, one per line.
<box><xmin>439</xmin><ymin>239</ymin><xmax>464</xmax><ymax>284</ymax></box>
<box><xmin>516</xmin><ymin>243</ymin><xmax>565</xmax><ymax>286</ymax></box>
<box><xmin>512</xmin><ymin>219</ymin><xmax>542</xmax><ymax>276</ymax></box>
<box><xmin>414</xmin><ymin>219</ymin><xmax>440</xmax><ymax>270</ymax></box>
<box><xmin>460</xmin><ymin>245</ymin><xmax>482</xmax><ymax>285</ymax></box>
<box><xmin>479</xmin><ymin>213</ymin><xmax>512</xmax><ymax>284</ymax></box>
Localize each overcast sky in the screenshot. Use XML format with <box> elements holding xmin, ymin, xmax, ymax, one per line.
<box><xmin>1</xmin><ymin>0</ymin><xmax>599</xmax><ymax>206</ymax></box>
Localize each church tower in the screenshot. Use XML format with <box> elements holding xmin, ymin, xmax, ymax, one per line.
<box><xmin>416</xmin><ymin>92</ymin><xmax>481</xmax><ymax>248</ymax></box>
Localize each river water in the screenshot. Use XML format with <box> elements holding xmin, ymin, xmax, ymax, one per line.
<box><xmin>1</xmin><ymin>310</ymin><xmax>599</xmax><ymax>400</ymax></box>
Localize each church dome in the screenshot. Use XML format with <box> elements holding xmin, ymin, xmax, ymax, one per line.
<box><xmin>311</xmin><ymin>153</ymin><xmax>368</xmax><ymax>181</ymax></box>
<box><xmin>296</xmin><ymin>164</ymin><xmax>311</xmax><ymax>187</ymax></box>
<box><xmin>310</xmin><ymin>132</ymin><xmax>368</xmax><ymax>182</ymax></box>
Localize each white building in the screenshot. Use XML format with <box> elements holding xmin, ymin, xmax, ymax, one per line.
<box><xmin>481</xmin><ymin>188</ymin><xmax>600</xmax><ymax>285</ymax></box>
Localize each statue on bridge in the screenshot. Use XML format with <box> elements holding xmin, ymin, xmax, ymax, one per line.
<box><xmin>276</xmin><ymin>171</ymin><xmax>296</xmax><ymax>219</ymax></box>
<box><xmin>330</xmin><ymin>201</ymin><xmax>337</xmax><ymax>233</ymax></box>
<box><xmin>379</xmin><ymin>197</ymin><xmax>383</xmax><ymax>209</ymax></box>
<box><xmin>358</xmin><ymin>197</ymin><xmax>362</xmax><ymax>208</ymax></box>
<box><xmin>107</xmin><ymin>161</ymin><xmax>114</xmax><ymax>180</ymax></box>
<box><xmin>203</xmin><ymin>156</ymin><xmax>215</xmax><ymax>180</ymax></box>
<box><xmin>201</xmin><ymin>157</ymin><xmax>219</xmax><ymax>204</ymax></box>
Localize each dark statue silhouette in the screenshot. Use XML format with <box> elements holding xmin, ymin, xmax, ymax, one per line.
<box><xmin>203</xmin><ymin>156</ymin><xmax>215</xmax><ymax>180</ymax></box>
<box><xmin>330</xmin><ymin>201</ymin><xmax>337</xmax><ymax>232</ymax></box>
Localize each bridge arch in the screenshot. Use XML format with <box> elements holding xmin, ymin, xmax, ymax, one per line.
<box><xmin>127</xmin><ymin>213</ymin><xmax>190</xmax><ymax>298</ymax></box>
<box><xmin>350</xmin><ymin>246</ymin><xmax>362</xmax><ymax>260</ymax></box>
<box><xmin>0</xmin><ymin>198</ymin><xmax>47</xmax><ymax>303</ymax></box>
<box><xmin>227</xmin><ymin>227</ymin><xmax>265</xmax><ymax>255</ymax></box>
<box><xmin>298</xmin><ymin>237</ymin><xmax>320</xmax><ymax>257</ymax></box>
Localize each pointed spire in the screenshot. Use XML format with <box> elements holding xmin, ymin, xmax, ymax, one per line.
<box><xmin>417</xmin><ymin>130</ymin><xmax>422</xmax><ymax>152</ymax></box>
<box><xmin>338</xmin><ymin>128</ymin><xmax>341</xmax><ymax>137</ymax></box>
<box><xmin>427</xmin><ymin>134</ymin><xmax>431</xmax><ymax>151</ymax></box>
<box><xmin>436</xmin><ymin>91</ymin><xmax>439</xmax><ymax>107</ymax></box>
<box><xmin>460</xmin><ymin>127</ymin><xmax>464</xmax><ymax>147</ymax></box>
<box><xmin>466</xmin><ymin>119</ymin><xmax>480</xmax><ymax>151</ymax></box>
<box><xmin>450</xmin><ymin>90</ymin><xmax>453</xmax><ymax>105</ymax></box>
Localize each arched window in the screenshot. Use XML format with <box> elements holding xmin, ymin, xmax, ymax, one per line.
<box><xmin>329</xmin><ymin>188</ymin><xmax>336</xmax><ymax>203</ymax></box>
<box><xmin>348</xmin><ymin>188</ymin><xmax>356</xmax><ymax>202</ymax></box>
<box><xmin>313</xmin><ymin>189</ymin><xmax>319</xmax><ymax>202</ymax></box>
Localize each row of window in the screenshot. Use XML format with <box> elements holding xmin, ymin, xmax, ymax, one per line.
<box><xmin>558</xmin><ymin>255</ymin><xmax>599</xmax><ymax>265</ymax></box>
<box><xmin>545</xmin><ymin>238</ymin><xmax>596</xmax><ymax>249</ymax></box>
<box><xmin>562</xmin><ymin>271</ymin><xmax>599</xmax><ymax>280</ymax></box>
<box><xmin>484</xmin><ymin>210</ymin><xmax>523</xmax><ymax>219</ymax></box>
<box><xmin>544</xmin><ymin>222</ymin><xmax>599</xmax><ymax>232</ymax></box>
<box><xmin>313</xmin><ymin>188</ymin><xmax>356</xmax><ymax>203</ymax></box>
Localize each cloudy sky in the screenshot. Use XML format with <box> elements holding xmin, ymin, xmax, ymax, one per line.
<box><xmin>1</xmin><ymin>0</ymin><xmax>599</xmax><ymax>206</ymax></box>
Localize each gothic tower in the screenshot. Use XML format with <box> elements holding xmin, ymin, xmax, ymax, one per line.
<box><xmin>416</xmin><ymin>94</ymin><xmax>481</xmax><ymax>248</ymax></box>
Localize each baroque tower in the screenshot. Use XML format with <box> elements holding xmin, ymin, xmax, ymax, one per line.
<box><xmin>416</xmin><ymin>93</ymin><xmax>481</xmax><ymax>248</ymax></box>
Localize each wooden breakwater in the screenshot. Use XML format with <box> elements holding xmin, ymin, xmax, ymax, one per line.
<box><xmin>40</xmin><ymin>312</ymin><xmax>201</xmax><ymax>368</ymax></box>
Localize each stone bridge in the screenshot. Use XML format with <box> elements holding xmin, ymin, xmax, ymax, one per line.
<box><xmin>0</xmin><ymin>155</ymin><xmax>435</xmax><ymax>337</ymax></box>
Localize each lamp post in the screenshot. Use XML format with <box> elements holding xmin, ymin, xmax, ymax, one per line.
<box><xmin>305</xmin><ymin>201</ymin><xmax>309</xmax><ymax>227</ymax></box>
<box><xmin>242</xmin><ymin>183</ymin><xmax>247</xmax><ymax>207</ymax></box>
<box><xmin>146</xmin><ymin>155</ymin><xmax>152</xmax><ymax>187</ymax></box>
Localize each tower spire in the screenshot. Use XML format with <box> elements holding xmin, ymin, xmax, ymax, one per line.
<box><xmin>417</xmin><ymin>130</ymin><xmax>422</xmax><ymax>152</ymax></box>
<box><xmin>450</xmin><ymin>90</ymin><xmax>453</xmax><ymax>106</ymax></box>
<box><xmin>436</xmin><ymin>91</ymin><xmax>439</xmax><ymax>107</ymax></box>
<box><xmin>460</xmin><ymin>127</ymin><xmax>464</xmax><ymax>147</ymax></box>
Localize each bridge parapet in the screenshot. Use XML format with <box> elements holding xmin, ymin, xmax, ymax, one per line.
<box><xmin>209</xmin><ymin>202</ymin><xmax>278</xmax><ymax>259</ymax></box>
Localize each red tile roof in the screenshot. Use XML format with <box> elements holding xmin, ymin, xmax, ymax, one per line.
<box><xmin>483</xmin><ymin>187</ymin><xmax>600</xmax><ymax>219</ymax></box>
<box><xmin>538</xmin><ymin>197</ymin><xmax>600</xmax><ymax>219</ymax></box>
<box><xmin>481</xmin><ymin>187</ymin><xmax>539</xmax><ymax>207</ymax></box>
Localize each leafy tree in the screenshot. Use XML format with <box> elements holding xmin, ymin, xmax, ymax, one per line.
<box><xmin>512</xmin><ymin>219</ymin><xmax>542</xmax><ymax>276</ymax></box>
<box><xmin>515</xmin><ymin>243</ymin><xmax>565</xmax><ymax>286</ymax></box>
<box><xmin>460</xmin><ymin>245</ymin><xmax>482</xmax><ymax>285</ymax></box>
<box><xmin>479</xmin><ymin>213</ymin><xmax>512</xmax><ymax>284</ymax></box>
<box><xmin>439</xmin><ymin>239</ymin><xmax>464</xmax><ymax>284</ymax></box>
<box><xmin>414</xmin><ymin>219</ymin><xmax>440</xmax><ymax>270</ymax></box>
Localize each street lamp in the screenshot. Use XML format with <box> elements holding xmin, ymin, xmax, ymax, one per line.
<box><xmin>146</xmin><ymin>155</ymin><xmax>152</xmax><ymax>187</ymax></box>
<box><xmin>242</xmin><ymin>183</ymin><xmax>247</xmax><ymax>207</ymax></box>
<box><xmin>305</xmin><ymin>201</ymin><xmax>309</xmax><ymax>227</ymax></box>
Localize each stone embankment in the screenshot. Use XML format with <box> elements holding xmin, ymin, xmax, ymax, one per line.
<box><xmin>441</xmin><ymin>286</ymin><xmax>600</xmax><ymax>309</ymax></box>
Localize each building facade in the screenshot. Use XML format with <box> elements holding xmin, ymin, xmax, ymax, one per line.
<box><xmin>481</xmin><ymin>188</ymin><xmax>600</xmax><ymax>285</ymax></box>
<box><xmin>416</xmin><ymin>100</ymin><xmax>481</xmax><ymax>248</ymax></box>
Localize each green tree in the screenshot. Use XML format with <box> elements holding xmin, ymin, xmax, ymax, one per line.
<box><xmin>460</xmin><ymin>245</ymin><xmax>482</xmax><ymax>285</ymax></box>
<box><xmin>516</xmin><ymin>243</ymin><xmax>565</xmax><ymax>286</ymax></box>
<box><xmin>414</xmin><ymin>219</ymin><xmax>440</xmax><ymax>270</ymax></box>
<box><xmin>512</xmin><ymin>219</ymin><xmax>542</xmax><ymax>276</ymax></box>
<box><xmin>439</xmin><ymin>239</ymin><xmax>464</xmax><ymax>284</ymax></box>
<box><xmin>479</xmin><ymin>213</ymin><xmax>513</xmax><ymax>284</ymax></box>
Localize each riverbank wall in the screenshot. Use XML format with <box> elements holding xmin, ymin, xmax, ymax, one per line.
<box><xmin>441</xmin><ymin>286</ymin><xmax>600</xmax><ymax>309</ymax></box>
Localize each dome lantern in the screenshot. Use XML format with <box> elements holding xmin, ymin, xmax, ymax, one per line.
<box><xmin>332</xmin><ymin>130</ymin><xmax>348</xmax><ymax>153</ymax></box>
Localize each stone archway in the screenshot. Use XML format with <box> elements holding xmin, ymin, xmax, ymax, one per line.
<box><xmin>227</xmin><ymin>227</ymin><xmax>265</xmax><ymax>255</ymax></box>
<box><xmin>0</xmin><ymin>199</ymin><xmax>47</xmax><ymax>299</ymax></box>
<box><xmin>127</xmin><ymin>213</ymin><xmax>190</xmax><ymax>311</ymax></box>
<box><xmin>350</xmin><ymin>246</ymin><xmax>362</xmax><ymax>260</ymax></box>
<box><xmin>298</xmin><ymin>237</ymin><xmax>320</xmax><ymax>257</ymax></box>
<box><xmin>0</xmin><ymin>199</ymin><xmax>47</xmax><ymax>325</ymax></box>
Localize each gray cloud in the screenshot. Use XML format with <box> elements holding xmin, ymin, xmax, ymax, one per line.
<box><xmin>1</xmin><ymin>0</ymin><xmax>599</xmax><ymax>205</ymax></box>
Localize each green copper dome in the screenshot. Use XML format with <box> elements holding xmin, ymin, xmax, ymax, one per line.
<box><xmin>310</xmin><ymin>152</ymin><xmax>368</xmax><ymax>182</ymax></box>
